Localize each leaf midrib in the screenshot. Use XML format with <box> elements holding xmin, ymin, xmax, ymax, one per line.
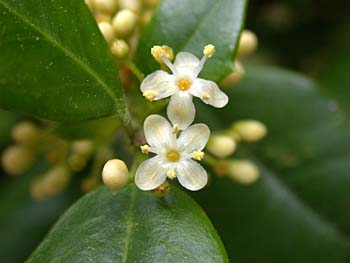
<box><xmin>0</xmin><ymin>1</ymin><xmax>117</xmax><ymax>104</ymax></box>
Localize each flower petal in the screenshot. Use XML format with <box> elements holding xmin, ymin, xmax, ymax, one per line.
<box><xmin>135</xmin><ymin>156</ymin><xmax>167</xmax><ymax>191</ymax></box>
<box><xmin>144</xmin><ymin>115</ymin><xmax>176</xmax><ymax>150</ymax></box>
<box><xmin>141</xmin><ymin>70</ymin><xmax>177</xmax><ymax>100</ymax></box>
<box><xmin>176</xmin><ymin>160</ymin><xmax>208</xmax><ymax>191</ymax></box>
<box><xmin>191</xmin><ymin>78</ymin><xmax>229</xmax><ymax>108</ymax></box>
<box><xmin>178</xmin><ymin>123</ymin><xmax>210</xmax><ymax>153</ymax></box>
<box><xmin>174</xmin><ymin>52</ymin><xmax>200</xmax><ymax>73</ymax></box>
<box><xmin>167</xmin><ymin>93</ymin><xmax>195</xmax><ymax>130</ymax></box>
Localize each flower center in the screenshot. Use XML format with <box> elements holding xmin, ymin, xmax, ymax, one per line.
<box><xmin>177</xmin><ymin>77</ymin><xmax>192</xmax><ymax>91</ymax></box>
<box><xmin>166</xmin><ymin>150</ymin><xmax>180</xmax><ymax>162</ymax></box>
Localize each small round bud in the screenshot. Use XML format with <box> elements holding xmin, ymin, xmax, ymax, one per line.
<box><xmin>98</xmin><ymin>22</ymin><xmax>115</xmax><ymax>44</ymax></box>
<box><xmin>11</xmin><ymin>121</ymin><xmax>40</xmax><ymax>145</ymax></box>
<box><xmin>102</xmin><ymin>159</ymin><xmax>129</xmax><ymax>190</ymax></box>
<box><xmin>203</xmin><ymin>44</ymin><xmax>215</xmax><ymax>58</ymax></box>
<box><xmin>84</xmin><ymin>0</ymin><xmax>95</xmax><ymax>11</ymax></box>
<box><xmin>151</xmin><ymin>45</ymin><xmax>174</xmax><ymax>64</ymax></box>
<box><xmin>207</xmin><ymin>134</ymin><xmax>236</xmax><ymax>158</ymax></box>
<box><xmin>94</xmin><ymin>0</ymin><xmax>118</xmax><ymax>14</ymax></box>
<box><xmin>141</xmin><ymin>9</ymin><xmax>153</xmax><ymax>26</ymax></box>
<box><xmin>152</xmin><ymin>181</ymin><xmax>170</xmax><ymax>197</ymax></box>
<box><xmin>220</xmin><ymin>60</ymin><xmax>245</xmax><ymax>88</ymax></box>
<box><xmin>95</xmin><ymin>13</ymin><xmax>112</xmax><ymax>23</ymax></box>
<box><xmin>237</xmin><ymin>30</ymin><xmax>258</xmax><ymax>56</ymax></box>
<box><xmin>1</xmin><ymin>145</ymin><xmax>35</xmax><ymax>175</ymax></box>
<box><xmin>30</xmin><ymin>178</ymin><xmax>48</xmax><ymax>201</ymax></box>
<box><xmin>231</xmin><ymin>120</ymin><xmax>267</xmax><ymax>142</ymax></box>
<box><xmin>120</xmin><ymin>0</ymin><xmax>141</xmax><ymax>13</ymax></box>
<box><xmin>42</xmin><ymin>165</ymin><xmax>71</xmax><ymax>194</ymax></box>
<box><xmin>72</xmin><ymin>140</ymin><xmax>94</xmax><ymax>156</ymax></box>
<box><xmin>68</xmin><ymin>153</ymin><xmax>87</xmax><ymax>172</ymax></box>
<box><xmin>228</xmin><ymin>160</ymin><xmax>259</xmax><ymax>185</ymax></box>
<box><xmin>112</xmin><ymin>9</ymin><xmax>137</xmax><ymax>39</ymax></box>
<box><xmin>111</xmin><ymin>39</ymin><xmax>130</xmax><ymax>59</ymax></box>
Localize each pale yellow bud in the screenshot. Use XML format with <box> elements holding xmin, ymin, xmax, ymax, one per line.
<box><xmin>151</xmin><ymin>45</ymin><xmax>174</xmax><ymax>64</ymax></box>
<box><xmin>46</xmin><ymin>147</ymin><xmax>66</xmax><ymax>164</ymax></box>
<box><xmin>71</xmin><ymin>140</ymin><xmax>94</xmax><ymax>156</ymax></box>
<box><xmin>94</xmin><ymin>0</ymin><xmax>118</xmax><ymax>14</ymax></box>
<box><xmin>228</xmin><ymin>160</ymin><xmax>259</xmax><ymax>185</ymax></box>
<box><xmin>232</xmin><ymin>120</ymin><xmax>267</xmax><ymax>142</ymax></box>
<box><xmin>119</xmin><ymin>0</ymin><xmax>141</xmax><ymax>13</ymax></box>
<box><xmin>98</xmin><ymin>22</ymin><xmax>115</xmax><ymax>44</ymax></box>
<box><xmin>111</xmin><ymin>39</ymin><xmax>130</xmax><ymax>59</ymax></box>
<box><xmin>203</xmin><ymin>44</ymin><xmax>215</xmax><ymax>58</ymax></box>
<box><xmin>30</xmin><ymin>178</ymin><xmax>48</xmax><ymax>201</ymax></box>
<box><xmin>207</xmin><ymin>134</ymin><xmax>236</xmax><ymax>158</ymax></box>
<box><xmin>11</xmin><ymin>121</ymin><xmax>40</xmax><ymax>145</ymax></box>
<box><xmin>220</xmin><ymin>60</ymin><xmax>245</xmax><ymax>88</ymax></box>
<box><xmin>68</xmin><ymin>153</ymin><xmax>87</xmax><ymax>172</ymax></box>
<box><xmin>237</xmin><ymin>30</ymin><xmax>258</xmax><ymax>56</ymax></box>
<box><xmin>102</xmin><ymin>159</ymin><xmax>129</xmax><ymax>190</ymax></box>
<box><xmin>112</xmin><ymin>9</ymin><xmax>137</xmax><ymax>39</ymax></box>
<box><xmin>95</xmin><ymin>13</ymin><xmax>112</xmax><ymax>23</ymax></box>
<box><xmin>1</xmin><ymin>145</ymin><xmax>35</xmax><ymax>175</ymax></box>
<box><xmin>152</xmin><ymin>181</ymin><xmax>170</xmax><ymax>197</ymax></box>
<box><xmin>141</xmin><ymin>9</ymin><xmax>153</xmax><ymax>26</ymax></box>
<box><xmin>42</xmin><ymin>165</ymin><xmax>71</xmax><ymax>194</ymax></box>
<box><xmin>84</xmin><ymin>0</ymin><xmax>95</xmax><ymax>11</ymax></box>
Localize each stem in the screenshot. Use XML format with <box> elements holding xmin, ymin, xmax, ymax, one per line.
<box><xmin>123</xmin><ymin>57</ymin><xmax>145</xmax><ymax>81</ymax></box>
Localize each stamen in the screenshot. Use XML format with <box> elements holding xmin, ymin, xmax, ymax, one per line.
<box><xmin>143</xmin><ymin>90</ymin><xmax>156</xmax><ymax>101</ymax></box>
<box><xmin>166</xmin><ymin>169</ymin><xmax>176</xmax><ymax>179</ymax></box>
<box><xmin>172</xmin><ymin>124</ymin><xmax>179</xmax><ymax>134</ymax></box>
<box><xmin>140</xmin><ymin>145</ymin><xmax>150</xmax><ymax>154</ymax></box>
<box><xmin>193</xmin><ymin>150</ymin><xmax>205</xmax><ymax>161</ymax></box>
<box><xmin>203</xmin><ymin>44</ymin><xmax>216</xmax><ymax>58</ymax></box>
<box><xmin>151</xmin><ymin>45</ymin><xmax>174</xmax><ymax>63</ymax></box>
<box><xmin>161</xmin><ymin>56</ymin><xmax>178</xmax><ymax>74</ymax></box>
<box><xmin>201</xmin><ymin>92</ymin><xmax>210</xmax><ymax>100</ymax></box>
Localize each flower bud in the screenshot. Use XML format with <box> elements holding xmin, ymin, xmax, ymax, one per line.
<box><xmin>111</xmin><ymin>39</ymin><xmax>130</xmax><ymax>59</ymax></box>
<box><xmin>220</xmin><ymin>60</ymin><xmax>245</xmax><ymax>88</ymax></box>
<box><xmin>68</xmin><ymin>153</ymin><xmax>87</xmax><ymax>172</ymax></box>
<box><xmin>98</xmin><ymin>22</ymin><xmax>115</xmax><ymax>44</ymax></box>
<box><xmin>152</xmin><ymin>181</ymin><xmax>170</xmax><ymax>197</ymax></box>
<box><xmin>141</xmin><ymin>9</ymin><xmax>153</xmax><ymax>26</ymax></box>
<box><xmin>1</xmin><ymin>145</ymin><xmax>35</xmax><ymax>175</ymax></box>
<box><xmin>228</xmin><ymin>160</ymin><xmax>259</xmax><ymax>185</ymax></box>
<box><xmin>120</xmin><ymin>0</ymin><xmax>141</xmax><ymax>13</ymax></box>
<box><xmin>42</xmin><ymin>165</ymin><xmax>71</xmax><ymax>194</ymax></box>
<box><xmin>112</xmin><ymin>9</ymin><xmax>137</xmax><ymax>39</ymax></box>
<box><xmin>95</xmin><ymin>13</ymin><xmax>112</xmax><ymax>23</ymax></box>
<box><xmin>102</xmin><ymin>159</ymin><xmax>129</xmax><ymax>190</ymax></box>
<box><xmin>72</xmin><ymin>140</ymin><xmax>94</xmax><ymax>156</ymax></box>
<box><xmin>237</xmin><ymin>30</ymin><xmax>258</xmax><ymax>56</ymax></box>
<box><xmin>11</xmin><ymin>121</ymin><xmax>40</xmax><ymax>145</ymax></box>
<box><xmin>231</xmin><ymin>120</ymin><xmax>267</xmax><ymax>142</ymax></box>
<box><xmin>94</xmin><ymin>0</ymin><xmax>118</xmax><ymax>14</ymax></box>
<box><xmin>84</xmin><ymin>0</ymin><xmax>95</xmax><ymax>11</ymax></box>
<box><xmin>207</xmin><ymin>134</ymin><xmax>236</xmax><ymax>158</ymax></box>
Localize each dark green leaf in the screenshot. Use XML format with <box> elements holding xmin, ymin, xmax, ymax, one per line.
<box><xmin>27</xmin><ymin>185</ymin><xmax>229</xmax><ymax>263</ymax></box>
<box><xmin>0</xmin><ymin>109</ymin><xmax>17</xmax><ymax>147</ymax></box>
<box><xmin>135</xmin><ymin>0</ymin><xmax>247</xmax><ymax>82</ymax></box>
<box><xmin>0</xmin><ymin>0</ymin><xmax>126</xmax><ymax>121</ymax></box>
<box><xmin>194</xmin><ymin>66</ymin><xmax>350</xmax><ymax>262</ymax></box>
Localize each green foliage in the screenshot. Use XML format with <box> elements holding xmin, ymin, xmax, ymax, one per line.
<box><xmin>27</xmin><ymin>185</ymin><xmax>229</xmax><ymax>263</ymax></box>
<box><xmin>194</xmin><ymin>65</ymin><xmax>350</xmax><ymax>262</ymax></box>
<box><xmin>0</xmin><ymin>110</ymin><xmax>17</xmax><ymax>147</ymax></box>
<box><xmin>135</xmin><ymin>0</ymin><xmax>247</xmax><ymax>82</ymax></box>
<box><xmin>0</xmin><ymin>0</ymin><xmax>126</xmax><ymax>121</ymax></box>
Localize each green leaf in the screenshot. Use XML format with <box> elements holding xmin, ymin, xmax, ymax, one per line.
<box><xmin>0</xmin><ymin>164</ymin><xmax>81</xmax><ymax>263</ymax></box>
<box><xmin>27</xmin><ymin>185</ymin><xmax>229</xmax><ymax>263</ymax></box>
<box><xmin>0</xmin><ymin>0</ymin><xmax>126</xmax><ymax>121</ymax></box>
<box><xmin>0</xmin><ymin>109</ymin><xmax>17</xmax><ymax>147</ymax></box>
<box><xmin>135</xmin><ymin>0</ymin><xmax>247</xmax><ymax>82</ymax></box>
<box><xmin>194</xmin><ymin>66</ymin><xmax>350</xmax><ymax>262</ymax></box>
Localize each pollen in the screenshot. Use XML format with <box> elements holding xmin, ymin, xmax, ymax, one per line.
<box><xmin>201</xmin><ymin>92</ymin><xmax>210</xmax><ymax>100</ymax></box>
<box><xmin>151</xmin><ymin>45</ymin><xmax>174</xmax><ymax>64</ymax></box>
<box><xmin>193</xmin><ymin>150</ymin><xmax>205</xmax><ymax>161</ymax></box>
<box><xmin>140</xmin><ymin>145</ymin><xmax>150</xmax><ymax>154</ymax></box>
<box><xmin>166</xmin><ymin>169</ymin><xmax>176</xmax><ymax>179</ymax></box>
<box><xmin>203</xmin><ymin>44</ymin><xmax>215</xmax><ymax>58</ymax></box>
<box><xmin>166</xmin><ymin>150</ymin><xmax>180</xmax><ymax>162</ymax></box>
<box><xmin>143</xmin><ymin>90</ymin><xmax>156</xmax><ymax>101</ymax></box>
<box><xmin>177</xmin><ymin>77</ymin><xmax>192</xmax><ymax>91</ymax></box>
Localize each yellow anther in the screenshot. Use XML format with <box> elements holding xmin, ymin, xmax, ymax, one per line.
<box><xmin>151</xmin><ymin>45</ymin><xmax>174</xmax><ymax>64</ymax></box>
<box><xmin>143</xmin><ymin>90</ymin><xmax>156</xmax><ymax>101</ymax></box>
<box><xmin>172</xmin><ymin>124</ymin><xmax>179</xmax><ymax>134</ymax></box>
<box><xmin>201</xmin><ymin>92</ymin><xmax>210</xmax><ymax>100</ymax></box>
<box><xmin>140</xmin><ymin>145</ymin><xmax>150</xmax><ymax>154</ymax></box>
<box><xmin>166</xmin><ymin>169</ymin><xmax>176</xmax><ymax>179</ymax></box>
<box><xmin>193</xmin><ymin>150</ymin><xmax>205</xmax><ymax>161</ymax></box>
<box><xmin>203</xmin><ymin>44</ymin><xmax>215</xmax><ymax>58</ymax></box>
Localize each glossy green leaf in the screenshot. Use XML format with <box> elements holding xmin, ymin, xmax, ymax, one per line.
<box><xmin>194</xmin><ymin>66</ymin><xmax>350</xmax><ymax>262</ymax></box>
<box><xmin>135</xmin><ymin>0</ymin><xmax>247</xmax><ymax>82</ymax></box>
<box><xmin>0</xmin><ymin>109</ymin><xmax>17</xmax><ymax>147</ymax></box>
<box><xmin>27</xmin><ymin>185</ymin><xmax>229</xmax><ymax>263</ymax></box>
<box><xmin>0</xmin><ymin>0</ymin><xmax>126</xmax><ymax>121</ymax></box>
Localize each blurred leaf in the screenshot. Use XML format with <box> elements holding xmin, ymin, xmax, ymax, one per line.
<box><xmin>0</xmin><ymin>109</ymin><xmax>17</xmax><ymax>147</ymax></box>
<box><xmin>27</xmin><ymin>185</ymin><xmax>229</xmax><ymax>263</ymax></box>
<box><xmin>194</xmin><ymin>65</ymin><xmax>350</xmax><ymax>262</ymax></box>
<box><xmin>135</xmin><ymin>0</ymin><xmax>247</xmax><ymax>82</ymax></box>
<box><xmin>0</xmin><ymin>164</ymin><xmax>81</xmax><ymax>263</ymax></box>
<box><xmin>0</xmin><ymin>0</ymin><xmax>126</xmax><ymax>121</ymax></box>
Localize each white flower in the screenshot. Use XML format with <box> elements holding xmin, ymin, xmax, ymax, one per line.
<box><xmin>141</xmin><ymin>46</ymin><xmax>229</xmax><ymax>130</ymax></box>
<box><xmin>135</xmin><ymin>114</ymin><xmax>210</xmax><ymax>191</ymax></box>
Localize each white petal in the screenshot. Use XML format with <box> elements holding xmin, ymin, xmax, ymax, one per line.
<box><xmin>178</xmin><ymin>124</ymin><xmax>210</xmax><ymax>153</ymax></box>
<box><xmin>191</xmin><ymin>78</ymin><xmax>229</xmax><ymax>108</ymax></box>
<box><xmin>167</xmin><ymin>93</ymin><xmax>195</xmax><ymax>130</ymax></box>
<box><xmin>141</xmin><ymin>70</ymin><xmax>177</xmax><ymax>100</ymax></box>
<box><xmin>176</xmin><ymin>160</ymin><xmax>208</xmax><ymax>191</ymax></box>
<box><xmin>144</xmin><ymin>115</ymin><xmax>176</xmax><ymax>149</ymax></box>
<box><xmin>174</xmin><ymin>52</ymin><xmax>200</xmax><ymax>73</ymax></box>
<box><xmin>135</xmin><ymin>156</ymin><xmax>167</xmax><ymax>191</ymax></box>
